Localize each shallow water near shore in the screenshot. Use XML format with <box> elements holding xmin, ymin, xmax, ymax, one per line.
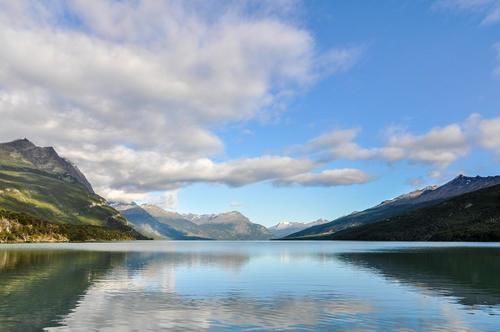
<box><xmin>1</xmin><ymin>241</ymin><xmax>500</xmax><ymax>331</ymax></box>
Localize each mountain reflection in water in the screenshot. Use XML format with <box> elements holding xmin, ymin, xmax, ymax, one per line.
<box><xmin>336</xmin><ymin>247</ymin><xmax>500</xmax><ymax>308</ymax></box>
<box><xmin>0</xmin><ymin>241</ymin><xmax>499</xmax><ymax>331</ymax></box>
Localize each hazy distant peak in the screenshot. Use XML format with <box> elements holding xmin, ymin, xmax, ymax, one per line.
<box><xmin>269</xmin><ymin>218</ymin><xmax>329</xmax><ymax>238</ymax></box>
<box><xmin>182</xmin><ymin>210</ymin><xmax>252</xmax><ymax>226</ymax></box>
<box><xmin>271</xmin><ymin>221</ymin><xmax>304</xmax><ymax>230</ymax></box>
<box><xmin>109</xmin><ymin>201</ymin><xmax>139</xmax><ymax>211</ymax></box>
<box><xmin>270</xmin><ymin>218</ymin><xmax>329</xmax><ymax>230</ymax></box>
<box><xmin>141</xmin><ymin>204</ymin><xmax>185</xmax><ymax>219</ymax></box>
<box><xmin>219</xmin><ymin>211</ymin><xmax>246</xmax><ymax>218</ymax></box>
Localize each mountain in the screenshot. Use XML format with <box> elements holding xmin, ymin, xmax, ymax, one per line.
<box><xmin>0</xmin><ymin>139</ymin><xmax>144</xmax><ymax>241</ymax></box>
<box><xmin>182</xmin><ymin>211</ymin><xmax>273</xmax><ymax>240</ymax></box>
<box><xmin>0</xmin><ymin>138</ymin><xmax>94</xmax><ymax>193</ymax></box>
<box><xmin>118</xmin><ymin>203</ymin><xmax>273</xmax><ymax>240</ymax></box>
<box><xmin>328</xmin><ymin>183</ymin><xmax>500</xmax><ymax>241</ymax></box>
<box><xmin>285</xmin><ymin>175</ymin><xmax>500</xmax><ymax>239</ymax></box>
<box><xmin>141</xmin><ymin>204</ymin><xmax>209</xmax><ymax>239</ymax></box>
<box><xmin>112</xmin><ymin>202</ymin><xmax>206</xmax><ymax>240</ymax></box>
<box><xmin>269</xmin><ymin>219</ymin><xmax>328</xmax><ymax>238</ymax></box>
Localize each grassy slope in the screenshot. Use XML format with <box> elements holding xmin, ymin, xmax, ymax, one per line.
<box><xmin>328</xmin><ymin>184</ymin><xmax>500</xmax><ymax>241</ymax></box>
<box><xmin>0</xmin><ymin>145</ymin><xmax>146</xmax><ymax>241</ymax></box>
<box><xmin>0</xmin><ymin>166</ymin><xmax>125</xmax><ymax>226</ymax></box>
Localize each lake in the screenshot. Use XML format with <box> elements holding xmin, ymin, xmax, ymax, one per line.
<box><xmin>1</xmin><ymin>241</ymin><xmax>500</xmax><ymax>331</ymax></box>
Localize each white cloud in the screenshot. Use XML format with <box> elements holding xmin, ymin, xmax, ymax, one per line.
<box><xmin>0</xmin><ymin>0</ymin><xmax>363</xmax><ymax>199</ymax></box>
<box><xmin>99</xmin><ymin>189</ymin><xmax>150</xmax><ymax>204</ymax></box>
<box><xmin>58</xmin><ymin>144</ymin><xmax>318</xmax><ymax>190</ymax></box>
<box><xmin>468</xmin><ymin>113</ymin><xmax>500</xmax><ymax>155</ymax></box>
<box><xmin>297</xmin><ymin>128</ymin><xmax>378</xmax><ymax>162</ymax></box>
<box><xmin>301</xmin><ymin>114</ymin><xmax>500</xmax><ymax>170</ymax></box>
<box><xmin>300</xmin><ymin>124</ymin><xmax>469</xmax><ymax>168</ymax></box>
<box><xmin>385</xmin><ymin>124</ymin><xmax>469</xmax><ymax>167</ymax></box>
<box><xmin>274</xmin><ymin>169</ymin><xmax>372</xmax><ymax>187</ymax></box>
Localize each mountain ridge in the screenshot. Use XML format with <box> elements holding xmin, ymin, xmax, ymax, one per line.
<box><xmin>116</xmin><ymin>203</ymin><xmax>272</xmax><ymax>240</ymax></box>
<box><xmin>328</xmin><ymin>183</ymin><xmax>500</xmax><ymax>241</ymax></box>
<box><xmin>285</xmin><ymin>174</ymin><xmax>500</xmax><ymax>239</ymax></box>
<box><xmin>0</xmin><ymin>138</ymin><xmax>144</xmax><ymax>241</ymax></box>
<box><xmin>111</xmin><ymin>202</ymin><xmax>206</xmax><ymax>240</ymax></box>
<box><xmin>0</xmin><ymin>139</ymin><xmax>94</xmax><ymax>193</ymax></box>
<box><xmin>269</xmin><ymin>219</ymin><xmax>329</xmax><ymax>238</ymax></box>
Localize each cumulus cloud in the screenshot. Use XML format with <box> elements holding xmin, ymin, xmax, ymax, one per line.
<box><xmin>0</xmin><ymin>0</ymin><xmax>364</xmax><ymax>198</ymax></box>
<box><xmin>299</xmin><ymin>129</ymin><xmax>376</xmax><ymax>161</ymax></box>
<box><xmin>468</xmin><ymin>113</ymin><xmax>500</xmax><ymax>156</ymax></box>
<box><xmin>63</xmin><ymin>144</ymin><xmax>370</xmax><ymax>201</ymax></box>
<box><xmin>57</xmin><ymin>142</ymin><xmax>372</xmax><ymax>195</ymax></box>
<box><xmin>299</xmin><ymin>114</ymin><xmax>500</xmax><ymax>170</ymax></box>
<box><xmin>274</xmin><ymin>169</ymin><xmax>372</xmax><ymax>187</ymax></box>
<box><xmin>300</xmin><ymin>124</ymin><xmax>469</xmax><ymax>168</ymax></box>
<box><xmin>58</xmin><ymin>144</ymin><xmax>327</xmax><ymax>191</ymax></box>
<box><xmin>384</xmin><ymin>124</ymin><xmax>469</xmax><ymax>166</ymax></box>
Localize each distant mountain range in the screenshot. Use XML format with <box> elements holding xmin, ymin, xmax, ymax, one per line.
<box><xmin>0</xmin><ymin>139</ymin><xmax>144</xmax><ymax>242</ymax></box>
<box><xmin>114</xmin><ymin>202</ymin><xmax>273</xmax><ymax>240</ymax></box>
<box><xmin>285</xmin><ymin>174</ymin><xmax>500</xmax><ymax>241</ymax></box>
<box><xmin>2</xmin><ymin>138</ymin><xmax>500</xmax><ymax>243</ymax></box>
<box><xmin>269</xmin><ymin>219</ymin><xmax>329</xmax><ymax>238</ymax></box>
<box><xmin>0</xmin><ymin>138</ymin><xmax>273</xmax><ymax>242</ymax></box>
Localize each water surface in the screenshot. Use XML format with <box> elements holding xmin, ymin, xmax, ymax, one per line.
<box><xmin>1</xmin><ymin>241</ymin><xmax>500</xmax><ymax>331</ymax></box>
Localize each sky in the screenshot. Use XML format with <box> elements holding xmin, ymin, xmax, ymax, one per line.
<box><xmin>0</xmin><ymin>0</ymin><xmax>499</xmax><ymax>226</ymax></box>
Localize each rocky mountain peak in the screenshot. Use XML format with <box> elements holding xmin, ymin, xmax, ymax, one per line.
<box><xmin>0</xmin><ymin>138</ymin><xmax>95</xmax><ymax>193</ymax></box>
<box><xmin>5</xmin><ymin>138</ymin><xmax>36</xmax><ymax>150</ymax></box>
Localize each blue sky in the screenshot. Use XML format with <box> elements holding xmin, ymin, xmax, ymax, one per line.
<box><xmin>179</xmin><ymin>0</ymin><xmax>500</xmax><ymax>224</ymax></box>
<box><xmin>0</xmin><ymin>0</ymin><xmax>499</xmax><ymax>226</ymax></box>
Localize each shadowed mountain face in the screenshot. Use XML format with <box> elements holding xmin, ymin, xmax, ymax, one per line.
<box><xmin>141</xmin><ymin>204</ymin><xmax>208</xmax><ymax>239</ymax></box>
<box><xmin>328</xmin><ymin>184</ymin><xmax>500</xmax><ymax>241</ymax></box>
<box><xmin>182</xmin><ymin>211</ymin><xmax>273</xmax><ymax>240</ymax></box>
<box><xmin>0</xmin><ymin>139</ymin><xmax>142</xmax><ymax>240</ymax></box>
<box><xmin>113</xmin><ymin>203</ymin><xmax>206</xmax><ymax>240</ymax></box>
<box><xmin>117</xmin><ymin>203</ymin><xmax>272</xmax><ymax>240</ymax></box>
<box><xmin>337</xmin><ymin>247</ymin><xmax>500</xmax><ymax>307</ymax></box>
<box><xmin>286</xmin><ymin>175</ymin><xmax>500</xmax><ymax>239</ymax></box>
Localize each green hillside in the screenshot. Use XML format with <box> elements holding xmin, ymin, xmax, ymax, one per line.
<box><xmin>0</xmin><ymin>139</ymin><xmax>145</xmax><ymax>241</ymax></box>
<box><xmin>0</xmin><ymin>210</ymin><xmax>143</xmax><ymax>243</ymax></box>
<box><xmin>0</xmin><ymin>166</ymin><xmax>126</xmax><ymax>227</ymax></box>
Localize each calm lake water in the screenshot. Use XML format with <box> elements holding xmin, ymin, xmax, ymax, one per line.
<box><xmin>1</xmin><ymin>241</ymin><xmax>500</xmax><ymax>331</ymax></box>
